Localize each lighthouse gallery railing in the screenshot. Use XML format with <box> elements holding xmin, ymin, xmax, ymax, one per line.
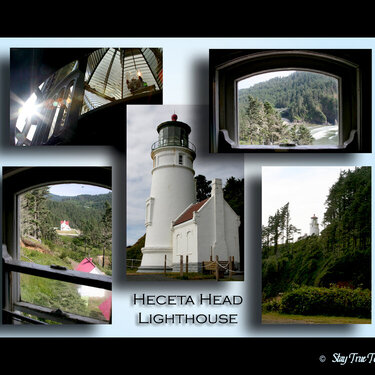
<box><xmin>151</xmin><ymin>139</ymin><xmax>196</xmax><ymax>153</ymax></box>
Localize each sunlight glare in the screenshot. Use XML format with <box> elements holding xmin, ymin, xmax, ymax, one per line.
<box><xmin>15</xmin><ymin>93</ymin><xmax>38</xmax><ymax>132</ymax></box>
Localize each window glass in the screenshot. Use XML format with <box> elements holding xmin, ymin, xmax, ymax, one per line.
<box><xmin>59</xmin><ymin>83</ymin><xmax>74</xmax><ymax>128</ymax></box>
<box><xmin>18</xmin><ymin>183</ymin><xmax>112</xmax><ymax>323</ymax></box>
<box><xmin>20</xmin><ymin>275</ymin><xmax>111</xmax><ymax>323</ymax></box>
<box><xmin>15</xmin><ymin>93</ymin><xmax>38</xmax><ymax>133</ymax></box>
<box><xmin>26</xmin><ymin>124</ymin><xmax>37</xmax><ymax>141</ymax></box>
<box><xmin>47</xmin><ymin>90</ymin><xmax>65</xmax><ymax>140</ymax></box>
<box><xmin>237</xmin><ymin>70</ymin><xmax>339</xmax><ymax>146</ymax></box>
<box><xmin>181</xmin><ymin>128</ymin><xmax>188</xmax><ymax>146</ymax></box>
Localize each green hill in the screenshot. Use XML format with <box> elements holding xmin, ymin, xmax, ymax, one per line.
<box><xmin>262</xmin><ymin>167</ymin><xmax>371</xmax><ymax>300</ymax></box>
<box><xmin>46</xmin><ymin>192</ymin><xmax>112</xmax><ymax>230</ymax></box>
<box><xmin>239</xmin><ymin>71</ymin><xmax>339</xmax><ymax>125</ymax></box>
<box><xmin>126</xmin><ymin>234</ymin><xmax>145</xmax><ymax>260</ymax></box>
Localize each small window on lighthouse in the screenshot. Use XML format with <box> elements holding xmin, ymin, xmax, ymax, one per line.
<box><xmin>178</xmin><ymin>154</ymin><xmax>183</xmax><ymax>165</ymax></box>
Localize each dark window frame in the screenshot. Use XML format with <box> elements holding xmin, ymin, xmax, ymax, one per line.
<box><xmin>2</xmin><ymin>167</ymin><xmax>112</xmax><ymax>325</ymax></box>
<box><xmin>210</xmin><ymin>49</ymin><xmax>372</xmax><ymax>153</ymax></box>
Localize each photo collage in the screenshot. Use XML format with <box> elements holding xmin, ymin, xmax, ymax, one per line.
<box><xmin>0</xmin><ymin>40</ymin><xmax>373</xmax><ymax>353</ymax></box>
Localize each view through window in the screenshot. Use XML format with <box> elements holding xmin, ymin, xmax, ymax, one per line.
<box><xmin>18</xmin><ymin>183</ymin><xmax>112</xmax><ymax>323</ymax></box>
<box><xmin>237</xmin><ymin>70</ymin><xmax>339</xmax><ymax>147</ymax></box>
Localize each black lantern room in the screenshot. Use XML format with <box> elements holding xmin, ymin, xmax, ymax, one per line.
<box><xmin>152</xmin><ymin>114</ymin><xmax>196</xmax><ymax>156</ymax></box>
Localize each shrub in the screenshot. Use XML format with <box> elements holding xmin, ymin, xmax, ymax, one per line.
<box><xmin>280</xmin><ymin>286</ymin><xmax>371</xmax><ymax>318</ymax></box>
<box><xmin>262</xmin><ymin>299</ymin><xmax>281</xmax><ymax>312</ymax></box>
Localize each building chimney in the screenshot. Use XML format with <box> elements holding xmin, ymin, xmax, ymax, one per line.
<box><xmin>211</xmin><ymin>178</ymin><xmax>223</xmax><ymax>197</ymax></box>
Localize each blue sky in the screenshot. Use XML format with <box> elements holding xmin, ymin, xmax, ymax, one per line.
<box><xmin>126</xmin><ymin>104</ymin><xmax>244</xmax><ymax>246</ymax></box>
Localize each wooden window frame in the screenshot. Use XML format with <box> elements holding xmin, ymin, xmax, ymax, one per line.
<box><xmin>2</xmin><ymin>245</ymin><xmax>112</xmax><ymax>324</ymax></box>
<box><xmin>2</xmin><ymin>167</ymin><xmax>112</xmax><ymax>325</ymax></box>
<box><xmin>210</xmin><ymin>49</ymin><xmax>371</xmax><ymax>153</ymax></box>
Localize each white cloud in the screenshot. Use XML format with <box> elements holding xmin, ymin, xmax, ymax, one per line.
<box><xmin>49</xmin><ymin>183</ymin><xmax>111</xmax><ymax>196</ymax></box>
<box><xmin>238</xmin><ymin>70</ymin><xmax>295</xmax><ymax>90</ymax></box>
<box><xmin>262</xmin><ymin>166</ymin><xmax>355</xmax><ymax>238</ymax></box>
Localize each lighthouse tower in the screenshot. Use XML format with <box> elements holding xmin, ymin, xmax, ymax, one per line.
<box><xmin>309</xmin><ymin>214</ymin><xmax>319</xmax><ymax>236</ymax></box>
<box><xmin>138</xmin><ymin>114</ymin><xmax>197</xmax><ymax>272</ymax></box>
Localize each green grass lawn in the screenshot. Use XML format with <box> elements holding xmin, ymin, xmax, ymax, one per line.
<box><xmin>262</xmin><ymin>311</ymin><xmax>371</xmax><ymax>324</ymax></box>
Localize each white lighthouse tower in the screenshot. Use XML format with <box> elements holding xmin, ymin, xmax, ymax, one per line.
<box><xmin>138</xmin><ymin>114</ymin><xmax>197</xmax><ymax>272</ymax></box>
<box><xmin>309</xmin><ymin>214</ymin><xmax>319</xmax><ymax>236</ymax></box>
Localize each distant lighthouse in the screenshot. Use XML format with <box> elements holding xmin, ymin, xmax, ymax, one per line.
<box><xmin>138</xmin><ymin>114</ymin><xmax>197</xmax><ymax>272</ymax></box>
<box><xmin>309</xmin><ymin>214</ymin><xmax>319</xmax><ymax>236</ymax></box>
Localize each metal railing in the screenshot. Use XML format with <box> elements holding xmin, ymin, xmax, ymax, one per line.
<box><xmin>151</xmin><ymin>139</ymin><xmax>196</xmax><ymax>153</ymax></box>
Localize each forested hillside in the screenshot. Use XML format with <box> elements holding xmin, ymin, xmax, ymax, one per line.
<box><xmin>47</xmin><ymin>192</ymin><xmax>112</xmax><ymax>230</ymax></box>
<box><xmin>239</xmin><ymin>71</ymin><xmax>338</xmax><ymax>124</ymax></box>
<box><xmin>238</xmin><ymin>71</ymin><xmax>339</xmax><ymax>145</ymax></box>
<box><xmin>20</xmin><ymin>187</ymin><xmax>112</xmax><ymax>267</ymax></box>
<box><xmin>19</xmin><ymin>187</ymin><xmax>113</xmax><ymax>322</ymax></box>
<box><xmin>262</xmin><ymin>167</ymin><xmax>371</xmax><ymax>299</ymax></box>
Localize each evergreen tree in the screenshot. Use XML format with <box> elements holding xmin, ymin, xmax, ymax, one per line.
<box><xmin>262</xmin><ymin>202</ymin><xmax>300</xmax><ymax>255</ymax></box>
<box><xmin>240</xmin><ymin>71</ymin><xmax>338</xmax><ymax>125</ymax></box>
<box><xmin>240</xmin><ymin>95</ymin><xmax>267</xmax><ymax>144</ymax></box>
<box><xmin>323</xmin><ymin>167</ymin><xmax>371</xmax><ymax>254</ymax></box>
<box><xmin>21</xmin><ymin>186</ymin><xmax>55</xmax><ymax>241</ymax></box>
<box><xmin>280</xmin><ymin>202</ymin><xmax>300</xmax><ymax>248</ymax></box>
<box><xmin>262</xmin><ymin>167</ymin><xmax>371</xmax><ymax>298</ymax></box>
<box><xmin>100</xmin><ymin>201</ymin><xmax>112</xmax><ymax>267</ymax></box>
<box><xmin>223</xmin><ymin>177</ymin><xmax>244</xmax><ymax>217</ymax></box>
<box><xmin>239</xmin><ymin>94</ymin><xmax>314</xmax><ymax>146</ymax></box>
<box><xmin>195</xmin><ymin>174</ymin><xmax>211</xmax><ymax>201</ymax></box>
<box><xmin>295</xmin><ymin>124</ymin><xmax>314</xmax><ymax>145</ymax></box>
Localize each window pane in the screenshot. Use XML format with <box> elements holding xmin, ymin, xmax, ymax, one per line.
<box><xmin>16</xmin><ymin>93</ymin><xmax>38</xmax><ymax>133</ymax></box>
<box><xmin>238</xmin><ymin>70</ymin><xmax>339</xmax><ymax>146</ymax></box>
<box><xmin>18</xmin><ymin>183</ymin><xmax>112</xmax><ymax>324</ymax></box>
<box><xmin>20</xmin><ymin>274</ymin><xmax>111</xmax><ymax>323</ymax></box>
<box><xmin>26</xmin><ymin>124</ymin><xmax>37</xmax><ymax>141</ymax></box>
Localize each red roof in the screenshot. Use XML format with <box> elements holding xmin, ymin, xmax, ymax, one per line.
<box><xmin>173</xmin><ymin>198</ymin><xmax>209</xmax><ymax>226</ymax></box>
<box><xmin>99</xmin><ymin>295</ymin><xmax>112</xmax><ymax>321</ymax></box>
<box><xmin>75</xmin><ymin>257</ymin><xmax>96</xmax><ymax>273</ymax></box>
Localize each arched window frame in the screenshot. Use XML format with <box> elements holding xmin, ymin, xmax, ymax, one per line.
<box><xmin>2</xmin><ymin>167</ymin><xmax>112</xmax><ymax>325</ymax></box>
<box><xmin>210</xmin><ymin>49</ymin><xmax>371</xmax><ymax>153</ymax></box>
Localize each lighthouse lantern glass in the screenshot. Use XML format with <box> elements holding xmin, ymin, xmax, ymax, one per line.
<box><xmin>159</xmin><ymin>125</ymin><xmax>188</xmax><ymax>147</ymax></box>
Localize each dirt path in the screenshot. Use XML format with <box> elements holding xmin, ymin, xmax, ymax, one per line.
<box><xmin>262</xmin><ymin>316</ymin><xmax>317</xmax><ymax>324</ymax></box>
<box><xmin>262</xmin><ymin>312</ymin><xmax>371</xmax><ymax>324</ymax></box>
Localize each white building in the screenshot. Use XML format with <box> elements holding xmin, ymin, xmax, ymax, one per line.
<box><xmin>171</xmin><ymin>178</ymin><xmax>241</xmax><ymax>271</ymax></box>
<box><xmin>75</xmin><ymin>257</ymin><xmax>106</xmax><ymax>298</ymax></box>
<box><xmin>138</xmin><ymin>114</ymin><xmax>241</xmax><ymax>273</ymax></box>
<box><xmin>309</xmin><ymin>214</ymin><xmax>319</xmax><ymax>236</ymax></box>
<box><xmin>60</xmin><ymin>220</ymin><xmax>71</xmax><ymax>231</ymax></box>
